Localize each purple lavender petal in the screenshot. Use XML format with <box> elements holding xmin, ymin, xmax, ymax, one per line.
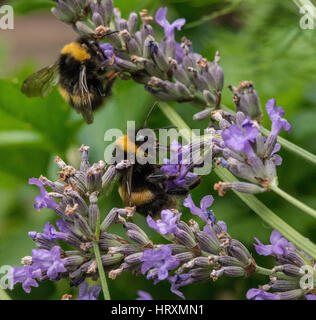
<box><xmin>136</xmin><ymin>290</ymin><xmax>153</xmax><ymax>300</ymax></box>
<box><xmin>266</xmin><ymin>98</ymin><xmax>291</xmax><ymax>135</ymax></box>
<box><xmin>9</xmin><ymin>266</ymin><xmax>40</xmax><ymax>293</ymax></box>
<box><xmin>77</xmin><ymin>281</ymin><xmax>101</xmax><ymax>300</ymax></box>
<box><xmin>247</xmin><ymin>288</ymin><xmax>279</xmax><ymax>300</ymax></box>
<box><xmin>29</xmin><ymin>178</ymin><xmax>57</xmax><ymax>211</ymax></box>
<box><xmin>147</xmin><ymin>210</ymin><xmax>180</xmax><ymax>235</ymax></box>
<box><xmin>140</xmin><ymin>245</ymin><xmax>179</xmax><ymax>281</ymax></box>
<box><xmin>32</xmin><ymin>246</ymin><xmax>66</xmax><ymax>280</ymax></box>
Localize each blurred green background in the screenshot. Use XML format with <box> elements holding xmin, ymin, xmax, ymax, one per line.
<box><xmin>0</xmin><ymin>0</ymin><xmax>315</xmax><ymax>300</ymax></box>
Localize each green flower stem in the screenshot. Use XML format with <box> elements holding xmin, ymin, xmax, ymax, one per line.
<box><xmin>93</xmin><ymin>210</ymin><xmax>110</xmax><ymax>300</ymax></box>
<box><xmin>0</xmin><ymin>288</ymin><xmax>11</xmax><ymax>300</ymax></box>
<box><xmin>158</xmin><ymin>102</ymin><xmax>316</xmax><ymax>260</ymax></box>
<box><xmin>220</xmin><ymin>105</ymin><xmax>316</xmax><ymax>165</ymax></box>
<box><xmin>270</xmin><ymin>184</ymin><xmax>316</xmax><ymax>220</ymax></box>
<box><xmin>93</xmin><ymin>241</ymin><xmax>111</xmax><ymax>300</ymax></box>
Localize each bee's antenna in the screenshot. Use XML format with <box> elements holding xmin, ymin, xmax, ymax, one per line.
<box><xmin>153</xmin><ymin>126</ymin><xmax>177</xmax><ymax>131</ymax></box>
<box><xmin>143</xmin><ymin>102</ymin><xmax>158</xmax><ymax>128</ymax></box>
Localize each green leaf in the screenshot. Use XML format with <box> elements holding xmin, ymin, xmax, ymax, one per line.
<box><xmin>0</xmin><ymin>131</ymin><xmax>42</xmax><ymax>146</ymax></box>
<box><xmin>0</xmin><ymin>70</ymin><xmax>81</xmax><ymax>153</ymax></box>
<box><xmin>11</xmin><ymin>0</ymin><xmax>54</xmax><ymax>15</ymax></box>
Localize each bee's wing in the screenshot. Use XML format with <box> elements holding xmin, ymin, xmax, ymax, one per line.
<box><xmin>21</xmin><ymin>63</ymin><xmax>59</xmax><ymax>98</ymax></box>
<box><xmin>78</xmin><ymin>64</ymin><xmax>94</xmax><ymax>124</ymax></box>
<box><xmin>126</xmin><ymin>165</ymin><xmax>133</xmax><ymax>207</ymax></box>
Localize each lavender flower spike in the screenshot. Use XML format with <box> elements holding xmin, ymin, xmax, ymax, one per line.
<box><xmin>140</xmin><ymin>245</ymin><xmax>179</xmax><ymax>281</ymax></box>
<box><xmin>183</xmin><ymin>194</ymin><xmax>216</xmax><ymax>224</ymax></box>
<box><xmin>76</xmin><ymin>281</ymin><xmax>101</xmax><ymax>300</ymax></box>
<box><xmin>29</xmin><ymin>178</ymin><xmax>58</xmax><ymax>211</ymax></box>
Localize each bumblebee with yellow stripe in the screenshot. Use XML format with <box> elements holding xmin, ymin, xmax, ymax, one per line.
<box><xmin>112</xmin><ymin>106</ymin><xmax>202</xmax><ymax>217</ymax></box>
<box><xmin>21</xmin><ymin>35</ymin><xmax>117</xmax><ymax>124</ymax></box>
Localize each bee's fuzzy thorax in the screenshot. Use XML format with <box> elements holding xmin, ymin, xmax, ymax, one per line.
<box><xmin>115</xmin><ymin>135</ymin><xmax>139</xmax><ymax>154</ymax></box>
<box><xmin>61</xmin><ymin>42</ymin><xmax>91</xmax><ymax>61</ymax></box>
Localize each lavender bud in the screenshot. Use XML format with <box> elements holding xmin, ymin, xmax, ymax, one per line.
<box><xmin>92</xmin><ymin>12</ymin><xmax>104</xmax><ymax>27</ymax></box>
<box><xmin>124</xmin><ymin>252</ymin><xmax>143</xmax><ymax>265</ymax></box>
<box><xmin>125</xmin><ymin>223</ymin><xmax>151</xmax><ymax>246</ymax></box>
<box><xmin>148</xmin><ymin>41</ymin><xmax>169</xmax><ymax>72</ymax></box>
<box><xmin>75</xmin><ymin>21</ymin><xmax>95</xmax><ymax>35</ymax></box>
<box><xmin>218</xmin><ymin>256</ymin><xmax>244</xmax><ymax>268</ymax></box>
<box><xmin>102</xmin><ymin>165</ymin><xmax>116</xmax><ymax>188</ymax></box>
<box><xmin>127</xmin><ymin>12</ymin><xmax>138</xmax><ymax>35</ymax></box>
<box><xmin>167</xmin><ymin>244</ymin><xmax>188</xmax><ymax>254</ymax></box>
<box><xmin>109</xmin><ymin>244</ymin><xmax>141</xmax><ymax>256</ymax></box>
<box><xmin>101</xmin><ymin>253</ymin><xmax>124</xmax><ymax>266</ymax></box>
<box><xmin>174</xmin><ymin>252</ymin><xmax>195</xmax><ymax>264</ymax></box>
<box><xmin>88</xmin><ymin>192</ymin><xmax>99</xmax><ymax>232</ymax></box>
<box><xmin>190</xmin><ymin>268</ymin><xmax>211</xmax><ymax>282</ymax></box>
<box><xmin>100</xmin><ymin>208</ymin><xmax>120</xmax><ymax>231</ymax></box>
<box><xmin>79</xmin><ymin>145</ymin><xmax>90</xmax><ymax>173</ymax></box>
<box><xmin>29</xmin><ymin>232</ymin><xmax>55</xmax><ymax>250</ymax></box>
<box><xmin>73</xmin><ymin>212</ymin><xmax>94</xmax><ymax>238</ymax></box>
<box><xmin>99</xmin><ymin>233</ymin><xmax>125</xmax><ymax>250</ymax></box>
<box><xmin>175</xmin><ymin>230</ymin><xmax>197</xmax><ymax>249</ymax></box>
<box><xmin>273</xmin><ymin>265</ymin><xmax>304</xmax><ymax>278</ymax></box>
<box><xmin>195</xmin><ymin>231</ymin><xmax>221</xmax><ymax>254</ymax></box>
<box><xmin>285</xmin><ymin>251</ymin><xmax>306</xmax><ymax>267</ymax></box>
<box><xmin>51</xmin><ymin>1</ymin><xmax>76</xmax><ymax>23</ymax></box>
<box><xmin>277</xmin><ymin>289</ymin><xmax>305</xmax><ymax>300</ymax></box>
<box><xmin>64</xmin><ymin>255</ymin><xmax>85</xmax><ymax>268</ymax></box>
<box><xmin>269</xmin><ymin>279</ymin><xmax>299</xmax><ymax>292</ymax></box>
<box><xmin>222</xmin><ymin>266</ymin><xmax>245</xmax><ymax>278</ymax></box>
<box><xmin>177</xmin><ymin>221</ymin><xmax>195</xmax><ymax>239</ymax></box>
<box><xmin>114</xmin><ymin>57</ymin><xmax>140</xmax><ymax>72</ymax></box>
<box><xmin>193</xmin><ymin>108</ymin><xmax>213</xmax><ymax>121</ymax></box>
<box><xmin>120</xmin><ymin>30</ymin><xmax>141</xmax><ymax>55</ymax></box>
<box><xmin>228</xmin><ymin>240</ymin><xmax>252</xmax><ymax>265</ymax></box>
<box><xmin>229</xmin><ymin>81</ymin><xmax>262</xmax><ymax>121</ymax></box>
<box><xmin>103</xmin><ymin>0</ymin><xmax>114</xmax><ymax>25</ymax></box>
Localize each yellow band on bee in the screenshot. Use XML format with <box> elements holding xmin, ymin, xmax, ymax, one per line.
<box><xmin>119</xmin><ymin>186</ymin><xmax>154</xmax><ymax>206</ymax></box>
<box><xmin>115</xmin><ymin>135</ymin><xmax>138</xmax><ymax>153</ymax></box>
<box><xmin>61</xmin><ymin>42</ymin><xmax>91</xmax><ymax>61</ymax></box>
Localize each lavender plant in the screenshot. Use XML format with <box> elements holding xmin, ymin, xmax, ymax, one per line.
<box><xmin>5</xmin><ymin>0</ymin><xmax>316</xmax><ymax>300</ymax></box>
<box><xmin>7</xmin><ymin>146</ymin><xmax>316</xmax><ymax>300</ymax></box>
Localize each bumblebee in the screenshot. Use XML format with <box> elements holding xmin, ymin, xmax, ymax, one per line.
<box><xmin>21</xmin><ymin>35</ymin><xmax>117</xmax><ymax>124</ymax></box>
<box><xmin>112</xmin><ymin>120</ymin><xmax>202</xmax><ymax>217</ymax></box>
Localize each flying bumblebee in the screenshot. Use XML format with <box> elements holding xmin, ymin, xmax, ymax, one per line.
<box><xmin>112</xmin><ymin>106</ymin><xmax>203</xmax><ymax>217</ymax></box>
<box><xmin>21</xmin><ymin>34</ymin><xmax>117</xmax><ymax>124</ymax></box>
